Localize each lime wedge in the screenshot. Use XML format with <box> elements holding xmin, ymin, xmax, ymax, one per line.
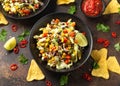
<box><xmin>4</xmin><ymin>37</ymin><xmax>16</xmax><ymax>50</ymax></box>
<box><xmin>75</xmin><ymin>32</ymin><xmax>88</xmax><ymax>47</ymax></box>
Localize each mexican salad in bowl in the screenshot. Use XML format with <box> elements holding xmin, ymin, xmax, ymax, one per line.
<box><xmin>1</xmin><ymin>0</ymin><xmax>44</xmax><ymax>16</ymax></box>
<box><xmin>33</xmin><ymin>18</ymin><xmax>88</xmax><ymax>70</ymax></box>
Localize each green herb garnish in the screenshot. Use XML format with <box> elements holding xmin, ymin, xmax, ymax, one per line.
<box><xmin>118</xmin><ymin>7</ymin><xmax>120</xmax><ymax>14</ymax></box>
<box><xmin>96</xmin><ymin>23</ymin><xmax>110</xmax><ymax>32</ymax></box>
<box><xmin>60</xmin><ymin>74</ymin><xmax>70</xmax><ymax>86</ymax></box>
<box><xmin>17</xmin><ymin>29</ymin><xmax>30</xmax><ymax>41</ymax></box>
<box><xmin>68</xmin><ymin>5</ymin><xmax>76</xmax><ymax>14</ymax></box>
<box><xmin>0</xmin><ymin>29</ymin><xmax>7</xmax><ymax>41</ymax></box>
<box><xmin>92</xmin><ymin>61</ymin><xmax>100</xmax><ymax>69</ymax></box>
<box><xmin>114</xmin><ymin>43</ymin><xmax>120</xmax><ymax>51</ymax></box>
<box><xmin>18</xmin><ymin>54</ymin><xmax>28</xmax><ymax>64</ymax></box>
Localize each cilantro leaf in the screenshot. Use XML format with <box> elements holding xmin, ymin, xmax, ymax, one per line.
<box><xmin>0</xmin><ymin>29</ymin><xmax>7</xmax><ymax>41</ymax></box>
<box><xmin>114</xmin><ymin>43</ymin><xmax>120</xmax><ymax>51</ymax></box>
<box><xmin>118</xmin><ymin>7</ymin><xmax>120</xmax><ymax>14</ymax></box>
<box><xmin>60</xmin><ymin>74</ymin><xmax>69</xmax><ymax>86</ymax></box>
<box><xmin>17</xmin><ymin>29</ymin><xmax>30</xmax><ymax>41</ymax></box>
<box><xmin>96</xmin><ymin>23</ymin><xmax>110</xmax><ymax>32</ymax></box>
<box><xmin>68</xmin><ymin>6</ymin><xmax>76</xmax><ymax>14</ymax></box>
<box><xmin>18</xmin><ymin>54</ymin><xmax>28</xmax><ymax>64</ymax></box>
<box><xmin>92</xmin><ymin>61</ymin><xmax>99</xmax><ymax>69</ymax></box>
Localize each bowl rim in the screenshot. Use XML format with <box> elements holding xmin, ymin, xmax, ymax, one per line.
<box><xmin>0</xmin><ymin>0</ymin><xmax>51</xmax><ymax>19</ymax></box>
<box><xmin>29</xmin><ymin>12</ymin><xmax>93</xmax><ymax>73</ymax></box>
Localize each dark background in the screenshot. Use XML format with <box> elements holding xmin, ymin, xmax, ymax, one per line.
<box><xmin>0</xmin><ymin>0</ymin><xmax>120</xmax><ymax>86</ymax></box>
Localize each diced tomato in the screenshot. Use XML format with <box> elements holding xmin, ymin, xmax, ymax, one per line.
<box><xmin>74</xmin><ymin>39</ymin><xmax>78</xmax><ymax>44</ymax></box>
<box><xmin>34</xmin><ymin>4</ymin><xmax>40</xmax><ymax>9</ymax></box>
<box><xmin>63</xmin><ymin>29</ymin><xmax>68</xmax><ymax>33</ymax></box>
<box><xmin>22</xmin><ymin>9</ymin><xmax>30</xmax><ymax>15</ymax></box>
<box><xmin>54</xmin><ymin>19</ymin><xmax>60</xmax><ymax>24</ymax></box>
<box><xmin>64</xmin><ymin>37</ymin><xmax>68</xmax><ymax>43</ymax></box>
<box><xmin>42</xmin><ymin>33</ymin><xmax>48</xmax><ymax>37</ymax></box>
<box><xmin>82</xmin><ymin>32</ymin><xmax>86</xmax><ymax>35</ymax></box>
<box><xmin>66</xmin><ymin>55</ymin><xmax>71</xmax><ymax>59</ymax></box>
<box><xmin>65</xmin><ymin>59</ymin><xmax>70</xmax><ymax>64</ymax></box>
<box><xmin>69</xmin><ymin>31</ymin><xmax>75</xmax><ymax>37</ymax></box>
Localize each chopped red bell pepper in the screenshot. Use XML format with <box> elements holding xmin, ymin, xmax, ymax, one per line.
<box><xmin>82</xmin><ymin>73</ymin><xmax>92</xmax><ymax>81</ymax></box>
<box><xmin>45</xmin><ymin>80</ymin><xmax>52</xmax><ymax>86</ymax></box>
<box><xmin>19</xmin><ymin>39</ymin><xmax>28</xmax><ymax>48</ymax></box>
<box><xmin>13</xmin><ymin>46</ymin><xmax>19</xmax><ymax>54</ymax></box>
<box><xmin>111</xmin><ymin>32</ymin><xmax>117</xmax><ymax>38</ymax></box>
<box><xmin>10</xmin><ymin>64</ymin><xmax>18</xmax><ymax>71</ymax></box>
<box><xmin>103</xmin><ymin>40</ymin><xmax>110</xmax><ymax>47</ymax></box>
<box><xmin>97</xmin><ymin>38</ymin><xmax>105</xmax><ymax>44</ymax></box>
<box><xmin>115</xmin><ymin>20</ymin><xmax>120</xmax><ymax>25</ymax></box>
<box><xmin>11</xmin><ymin>24</ymin><xmax>18</xmax><ymax>32</ymax></box>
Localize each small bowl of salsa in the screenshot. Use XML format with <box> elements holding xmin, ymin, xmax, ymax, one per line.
<box><xmin>81</xmin><ymin>0</ymin><xmax>106</xmax><ymax>18</ymax></box>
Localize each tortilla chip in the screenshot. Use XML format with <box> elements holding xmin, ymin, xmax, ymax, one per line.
<box><xmin>0</xmin><ymin>12</ymin><xmax>8</xmax><ymax>25</ymax></box>
<box><xmin>26</xmin><ymin>59</ymin><xmax>45</xmax><ymax>81</ymax></box>
<box><xmin>91</xmin><ymin>57</ymin><xmax>109</xmax><ymax>79</ymax></box>
<box><xmin>57</xmin><ymin>0</ymin><xmax>75</xmax><ymax>5</ymax></box>
<box><xmin>91</xmin><ymin>48</ymin><xmax>108</xmax><ymax>62</ymax></box>
<box><xmin>103</xmin><ymin>0</ymin><xmax>120</xmax><ymax>15</ymax></box>
<box><xmin>107</xmin><ymin>56</ymin><xmax>120</xmax><ymax>74</ymax></box>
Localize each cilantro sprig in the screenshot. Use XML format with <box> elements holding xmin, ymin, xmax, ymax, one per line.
<box><xmin>60</xmin><ymin>74</ymin><xmax>70</xmax><ymax>86</ymax></box>
<box><xmin>18</xmin><ymin>54</ymin><xmax>28</xmax><ymax>64</ymax></box>
<box><xmin>0</xmin><ymin>29</ymin><xmax>7</xmax><ymax>41</ymax></box>
<box><xmin>118</xmin><ymin>7</ymin><xmax>120</xmax><ymax>14</ymax></box>
<box><xmin>114</xmin><ymin>43</ymin><xmax>120</xmax><ymax>51</ymax></box>
<box><xmin>92</xmin><ymin>61</ymin><xmax>99</xmax><ymax>69</ymax></box>
<box><xmin>17</xmin><ymin>29</ymin><xmax>30</xmax><ymax>41</ymax></box>
<box><xmin>68</xmin><ymin>5</ymin><xmax>76</xmax><ymax>14</ymax></box>
<box><xmin>96</xmin><ymin>23</ymin><xmax>110</xmax><ymax>32</ymax></box>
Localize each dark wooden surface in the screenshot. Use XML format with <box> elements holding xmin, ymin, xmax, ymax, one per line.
<box><xmin>0</xmin><ymin>0</ymin><xmax>120</xmax><ymax>86</ymax></box>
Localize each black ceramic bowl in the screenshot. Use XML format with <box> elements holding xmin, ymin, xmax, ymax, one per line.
<box><xmin>0</xmin><ymin>0</ymin><xmax>50</xmax><ymax>19</ymax></box>
<box><xmin>29</xmin><ymin>12</ymin><xmax>93</xmax><ymax>73</ymax></box>
<box><xmin>80</xmin><ymin>0</ymin><xmax>106</xmax><ymax>18</ymax></box>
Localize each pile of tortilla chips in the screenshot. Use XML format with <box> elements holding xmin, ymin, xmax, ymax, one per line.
<box><xmin>91</xmin><ymin>48</ymin><xmax>120</xmax><ymax>79</ymax></box>
<box><xmin>0</xmin><ymin>12</ymin><xmax>8</xmax><ymax>25</ymax></box>
<box><xmin>26</xmin><ymin>59</ymin><xmax>45</xmax><ymax>81</ymax></box>
<box><xmin>57</xmin><ymin>0</ymin><xmax>75</xmax><ymax>5</ymax></box>
<box><xmin>103</xmin><ymin>0</ymin><xmax>120</xmax><ymax>15</ymax></box>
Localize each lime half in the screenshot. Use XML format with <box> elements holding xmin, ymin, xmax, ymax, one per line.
<box><xmin>75</xmin><ymin>32</ymin><xmax>88</xmax><ymax>47</ymax></box>
<box><xmin>4</xmin><ymin>37</ymin><xmax>16</xmax><ymax>50</ymax></box>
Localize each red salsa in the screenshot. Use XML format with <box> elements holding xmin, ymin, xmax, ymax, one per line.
<box><xmin>81</xmin><ymin>0</ymin><xmax>103</xmax><ymax>17</ymax></box>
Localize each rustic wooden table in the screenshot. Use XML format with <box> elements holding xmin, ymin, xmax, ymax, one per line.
<box><xmin>0</xmin><ymin>0</ymin><xmax>120</xmax><ymax>86</ymax></box>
